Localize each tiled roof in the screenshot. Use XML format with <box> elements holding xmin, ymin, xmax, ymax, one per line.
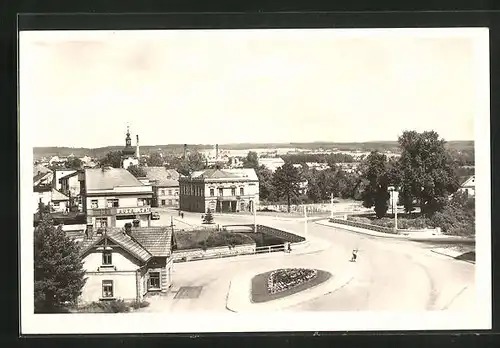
<box><xmin>79</xmin><ymin>226</ymin><xmax>173</xmax><ymax>261</ymax></box>
<box><xmin>33</xmin><ymin>164</ymin><xmax>52</xmax><ymax>177</ymax></box>
<box><xmin>85</xmin><ymin>168</ymin><xmax>145</xmax><ymax>191</ymax></box>
<box><xmin>59</xmin><ymin>170</ymin><xmax>80</xmax><ymax>181</ymax></box>
<box><xmin>128</xmin><ymin>226</ymin><xmax>173</xmax><ymax>257</ymax></box>
<box><xmin>79</xmin><ymin>229</ymin><xmax>152</xmax><ymax>263</ymax></box>
<box><xmin>191</xmin><ymin>169</ymin><xmax>240</xmax><ymax>179</ymax></box>
<box><xmin>51</xmin><ymin>188</ymin><xmax>69</xmax><ymax>201</ymax></box>
<box><xmin>143</xmin><ymin>167</ymin><xmax>179</xmax><ymax>187</ymax></box>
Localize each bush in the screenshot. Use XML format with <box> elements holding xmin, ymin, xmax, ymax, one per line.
<box><xmin>78</xmin><ymin>299</ymin><xmax>131</xmax><ymax>313</ymax></box>
<box><xmin>132</xmin><ymin>300</ymin><xmax>150</xmax><ymax>309</ymax></box>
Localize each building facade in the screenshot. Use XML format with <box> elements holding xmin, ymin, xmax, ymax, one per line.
<box><xmin>179</xmin><ymin>168</ymin><xmax>259</xmax><ymax>213</ymax></box>
<box><xmin>77</xmin><ymin>225</ymin><xmax>175</xmax><ymax>304</ymax></box>
<box><xmin>80</xmin><ymin>167</ymin><xmax>153</xmax><ymax>229</ymax></box>
<box><xmin>458</xmin><ymin>175</ymin><xmax>475</xmax><ymax>197</ymax></box>
<box><xmin>143</xmin><ymin>167</ymin><xmax>180</xmax><ymax>208</ymax></box>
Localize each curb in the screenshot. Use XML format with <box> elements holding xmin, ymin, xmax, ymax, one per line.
<box><xmin>317</xmin><ymin>220</ymin><xmax>475</xmax><ymax>244</ymax></box>
<box><xmin>430</xmin><ymin>250</ymin><xmax>476</xmax><ymax>264</ymax></box>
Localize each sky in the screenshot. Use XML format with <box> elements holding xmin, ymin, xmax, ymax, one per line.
<box><xmin>19</xmin><ymin>29</ymin><xmax>486</xmax><ymax>148</ymax></box>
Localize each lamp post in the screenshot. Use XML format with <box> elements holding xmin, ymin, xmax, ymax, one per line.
<box><xmin>253</xmin><ymin>200</ymin><xmax>257</xmax><ymax>233</ymax></box>
<box><xmin>388</xmin><ymin>186</ymin><xmax>399</xmax><ymax>230</ymax></box>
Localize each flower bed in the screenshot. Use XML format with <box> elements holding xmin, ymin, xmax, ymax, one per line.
<box><xmin>251</xmin><ymin>268</ymin><xmax>331</xmax><ymax>303</ymax></box>
<box><xmin>267</xmin><ymin>268</ymin><xmax>318</xmax><ymax>295</ymax></box>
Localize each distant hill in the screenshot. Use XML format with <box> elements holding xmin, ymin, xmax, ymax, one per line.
<box><xmin>33</xmin><ymin>140</ymin><xmax>474</xmax><ymax>160</ymax></box>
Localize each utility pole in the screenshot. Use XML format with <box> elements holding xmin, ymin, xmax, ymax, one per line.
<box><xmin>304</xmin><ymin>205</ymin><xmax>308</xmax><ymax>240</ymax></box>
<box><xmin>330</xmin><ymin>192</ymin><xmax>334</xmax><ymax>219</ymax></box>
<box><xmin>253</xmin><ymin>200</ymin><xmax>257</xmax><ymax>233</ymax></box>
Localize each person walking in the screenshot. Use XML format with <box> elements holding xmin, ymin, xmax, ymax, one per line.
<box><xmin>350</xmin><ymin>249</ymin><xmax>358</xmax><ymax>262</ymax></box>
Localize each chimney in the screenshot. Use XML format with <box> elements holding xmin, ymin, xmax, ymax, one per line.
<box><xmin>124</xmin><ymin>222</ymin><xmax>132</xmax><ymax>235</ymax></box>
<box><xmin>216</xmin><ymin>144</ymin><xmax>219</xmax><ymax>159</ymax></box>
<box><xmin>136</xmin><ymin>134</ymin><xmax>140</xmax><ymax>159</ymax></box>
<box><xmin>183</xmin><ymin>144</ymin><xmax>187</xmax><ymax>159</ymax></box>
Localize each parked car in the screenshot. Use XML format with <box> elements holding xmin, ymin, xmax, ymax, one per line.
<box><xmin>151</xmin><ymin>212</ymin><xmax>160</xmax><ymax>220</ymax></box>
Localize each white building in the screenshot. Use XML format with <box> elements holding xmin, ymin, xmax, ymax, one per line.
<box><xmin>458</xmin><ymin>175</ymin><xmax>475</xmax><ymax>197</ymax></box>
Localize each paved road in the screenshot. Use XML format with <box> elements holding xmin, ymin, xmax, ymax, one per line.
<box><xmin>144</xmin><ymin>210</ymin><xmax>475</xmax><ymax>312</ymax></box>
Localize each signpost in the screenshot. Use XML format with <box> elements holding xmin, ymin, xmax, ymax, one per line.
<box><xmin>304</xmin><ymin>205</ymin><xmax>308</xmax><ymax>240</ymax></box>
<box><xmin>330</xmin><ymin>192</ymin><xmax>334</xmax><ymax>219</ymax></box>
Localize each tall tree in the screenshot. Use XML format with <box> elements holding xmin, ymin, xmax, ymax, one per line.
<box><xmin>99</xmin><ymin>150</ymin><xmax>122</xmax><ymax>168</ymax></box>
<box><xmin>255</xmin><ymin>165</ymin><xmax>274</xmax><ymax>202</ymax></box>
<box><xmin>127</xmin><ymin>164</ymin><xmax>146</xmax><ymax>178</ymax></box>
<box><xmin>272</xmin><ymin>162</ymin><xmax>302</xmax><ymax>212</ymax></box>
<box><xmin>360</xmin><ymin>151</ymin><xmax>391</xmax><ymax>218</ymax></box>
<box><xmin>397</xmin><ymin>131</ymin><xmax>460</xmax><ymax>216</ymax></box>
<box><xmin>167</xmin><ymin>151</ymin><xmax>206</xmax><ymax>176</ymax></box>
<box><xmin>34</xmin><ymin>215</ymin><xmax>86</xmax><ymax>313</ymax></box>
<box><xmin>65</xmin><ymin>157</ymin><xmax>82</xmax><ymax>170</ymax></box>
<box><xmin>243</xmin><ymin>151</ymin><xmax>259</xmax><ymax>169</ymax></box>
<box><xmin>147</xmin><ymin>152</ymin><xmax>164</xmax><ymax>167</ymax></box>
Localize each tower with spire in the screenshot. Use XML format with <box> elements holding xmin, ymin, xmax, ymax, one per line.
<box><xmin>121</xmin><ymin>126</ymin><xmax>140</xmax><ymax>169</ymax></box>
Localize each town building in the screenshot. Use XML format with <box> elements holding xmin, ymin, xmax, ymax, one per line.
<box><xmin>52</xmin><ymin>169</ymin><xmax>77</xmax><ymax>191</ymax></box>
<box><xmin>50</xmin><ymin>188</ymin><xmax>70</xmax><ymax>213</ymax></box>
<box><xmin>179</xmin><ymin>168</ymin><xmax>259</xmax><ymax>213</ymax></box>
<box><xmin>59</xmin><ymin>171</ymin><xmax>82</xmax><ymax>210</ymax></box>
<box><xmin>121</xmin><ymin>127</ymin><xmax>140</xmax><ymax>170</ymax></box>
<box><xmin>76</xmin><ymin>224</ymin><xmax>175</xmax><ymax>304</ymax></box>
<box><xmin>143</xmin><ymin>167</ymin><xmax>180</xmax><ymax>208</ymax></box>
<box><xmin>258</xmin><ymin>157</ymin><xmax>285</xmax><ymax>172</ymax></box>
<box><xmin>458</xmin><ymin>175</ymin><xmax>475</xmax><ymax>197</ymax></box>
<box><xmin>33</xmin><ymin>165</ymin><xmax>54</xmax><ymax>213</ymax></box>
<box><xmin>79</xmin><ymin>167</ymin><xmax>153</xmax><ymax>229</ymax></box>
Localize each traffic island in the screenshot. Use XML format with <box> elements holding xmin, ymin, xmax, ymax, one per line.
<box><xmin>226</xmin><ymin>264</ymin><xmax>356</xmax><ymax>313</ymax></box>
<box><xmin>251</xmin><ymin>268</ymin><xmax>331</xmax><ymax>303</ymax></box>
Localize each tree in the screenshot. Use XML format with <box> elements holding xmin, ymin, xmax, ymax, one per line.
<box><xmin>306</xmin><ymin>169</ymin><xmax>322</xmax><ymax>202</ymax></box>
<box><xmin>65</xmin><ymin>157</ymin><xmax>82</xmax><ymax>170</ymax></box>
<box><xmin>203</xmin><ymin>209</ymin><xmax>214</xmax><ymax>224</ymax></box>
<box><xmin>255</xmin><ymin>165</ymin><xmax>275</xmax><ymax>202</ymax></box>
<box><xmin>272</xmin><ymin>162</ymin><xmax>302</xmax><ymax>212</ymax></box>
<box><xmin>99</xmin><ymin>150</ymin><xmax>122</xmax><ymax>168</ymax></box>
<box><xmin>34</xmin><ymin>215</ymin><xmax>86</xmax><ymax>313</ymax></box>
<box><xmin>127</xmin><ymin>164</ymin><xmax>146</xmax><ymax>178</ymax></box>
<box><xmin>243</xmin><ymin>151</ymin><xmax>259</xmax><ymax>169</ymax></box>
<box><xmin>397</xmin><ymin>131</ymin><xmax>460</xmax><ymax>216</ymax></box>
<box><xmin>147</xmin><ymin>152</ymin><xmax>164</xmax><ymax>167</ymax></box>
<box><xmin>360</xmin><ymin>151</ymin><xmax>391</xmax><ymax>218</ymax></box>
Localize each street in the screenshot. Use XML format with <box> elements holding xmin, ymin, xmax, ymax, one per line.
<box><xmin>143</xmin><ymin>208</ymin><xmax>475</xmax><ymax>313</ymax></box>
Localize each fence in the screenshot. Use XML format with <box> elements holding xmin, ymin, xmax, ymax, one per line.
<box><xmin>329</xmin><ymin>217</ymin><xmax>441</xmax><ymax>235</ymax></box>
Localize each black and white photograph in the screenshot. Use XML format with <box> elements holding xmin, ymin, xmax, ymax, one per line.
<box><xmin>19</xmin><ymin>27</ymin><xmax>491</xmax><ymax>334</ymax></box>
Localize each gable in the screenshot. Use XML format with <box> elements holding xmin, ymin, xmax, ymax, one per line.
<box><xmin>81</xmin><ymin>241</ymin><xmax>144</xmax><ymax>269</ymax></box>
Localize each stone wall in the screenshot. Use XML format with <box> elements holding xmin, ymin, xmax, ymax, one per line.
<box><xmin>329</xmin><ymin>217</ymin><xmax>441</xmax><ymax>235</ymax></box>
<box><xmin>172</xmin><ymin>243</ymin><xmax>256</xmax><ymax>262</ymax></box>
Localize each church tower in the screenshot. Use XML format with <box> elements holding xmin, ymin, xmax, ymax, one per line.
<box><xmin>121</xmin><ymin>126</ymin><xmax>139</xmax><ymax>169</ymax></box>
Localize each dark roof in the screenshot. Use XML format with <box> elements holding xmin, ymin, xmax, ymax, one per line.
<box><xmin>79</xmin><ymin>226</ymin><xmax>173</xmax><ymax>261</ymax></box>
<box><xmin>143</xmin><ymin>167</ymin><xmax>179</xmax><ymax>187</ymax></box>
<box><xmin>59</xmin><ymin>170</ymin><xmax>80</xmax><ymax>181</ymax></box>
<box><xmin>33</xmin><ymin>164</ymin><xmax>52</xmax><ymax>177</ymax></box>
<box><xmin>85</xmin><ymin>168</ymin><xmax>146</xmax><ymax>191</ymax></box>
<box><xmin>79</xmin><ymin>229</ymin><xmax>152</xmax><ymax>263</ymax></box>
<box><xmin>128</xmin><ymin>226</ymin><xmax>173</xmax><ymax>257</ymax></box>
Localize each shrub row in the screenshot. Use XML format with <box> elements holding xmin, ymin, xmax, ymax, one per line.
<box><xmin>78</xmin><ymin>299</ymin><xmax>150</xmax><ymax>313</ymax></box>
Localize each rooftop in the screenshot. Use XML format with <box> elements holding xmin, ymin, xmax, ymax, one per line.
<box><xmin>84</xmin><ymin>167</ymin><xmax>147</xmax><ymax>191</ymax></box>
<box><xmin>189</xmin><ymin>168</ymin><xmax>258</xmax><ymax>181</ymax></box>
<box><xmin>143</xmin><ymin>167</ymin><xmax>180</xmax><ymax>187</ymax></box>
<box><xmin>79</xmin><ymin>226</ymin><xmax>174</xmax><ymax>261</ymax></box>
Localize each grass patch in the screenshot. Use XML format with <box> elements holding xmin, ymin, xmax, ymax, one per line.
<box><xmin>251</xmin><ymin>269</ymin><xmax>331</xmax><ymax>303</ymax></box>
<box><xmin>174</xmin><ymin>230</ymin><xmax>255</xmax><ymax>250</ymax></box>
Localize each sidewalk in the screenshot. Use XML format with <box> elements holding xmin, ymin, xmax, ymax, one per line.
<box><xmin>226</xmin><ymin>262</ymin><xmax>357</xmax><ymax>313</ymax></box>
<box><xmin>316</xmin><ymin>220</ymin><xmax>475</xmax><ymax>244</ymax></box>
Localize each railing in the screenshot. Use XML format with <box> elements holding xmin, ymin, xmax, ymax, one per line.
<box><xmin>254</xmin><ymin>244</ymin><xmax>285</xmax><ymax>254</ymax></box>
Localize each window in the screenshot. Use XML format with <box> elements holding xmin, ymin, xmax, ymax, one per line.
<box><xmin>169</xmin><ymin>199</ymin><xmax>173</xmax><ymax>206</ymax></box>
<box><xmin>210</xmin><ymin>189</ymin><xmax>214</xmax><ymax>196</ymax></box>
<box><xmin>102</xmin><ymin>280</ymin><xmax>114</xmax><ymax>298</ymax></box>
<box><xmin>53</xmin><ymin>202</ymin><xmax>60</xmax><ymax>207</ymax></box>
<box><xmin>91</xmin><ymin>200</ymin><xmax>98</xmax><ymax>209</ymax></box>
<box><xmin>240</xmin><ymin>187</ymin><xmax>244</xmax><ymax>196</ymax></box>
<box><xmin>175</xmin><ymin>190</ymin><xmax>178</xmax><ymax>196</ymax></box>
<box><xmin>168</xmin><ymin>189</ymin><xmax>172</xmax><ymax>196</ymax></box>
<box><xmin>148</xmin><ymin>272</ymin><xmax>161</xmax><ymax>290</ymax></box>
<box><xmin>107</xmin><ymin>199</ymin><xmax>119</xmax><ymax>208</ymax></box>
<box><xmin>231</xmin><ymin>188</ymin><xmax>236</xmax><ymax>196</ymax></box>
<box><xmin>96</xmin><ymin>217</ymin><xmax>107</xmax><ymax>229</ymax></box>
<box><xmin>137</xmin><ymin>198</ymin><xmax>147</xmax><ymax>207</ymax></box>
<box><xmin>161</xmin><ymin>199</ymin><xmax>166</xmax><ymax>206</ymax></box>
<box><xmin>218</xmin><ymin>188</ymin><xmax>223</xmax><ymax>196</ymax></box>
<box><xmin>102</xmin><ymin>251</ymin><xmax>112</xmax><ymax>265</ymax></box>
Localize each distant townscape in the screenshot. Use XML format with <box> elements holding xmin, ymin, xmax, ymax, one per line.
<box><xmin>33</xmin><ymin>126</ymin><xmax>476</xmax><ymax>315</ymax></box>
